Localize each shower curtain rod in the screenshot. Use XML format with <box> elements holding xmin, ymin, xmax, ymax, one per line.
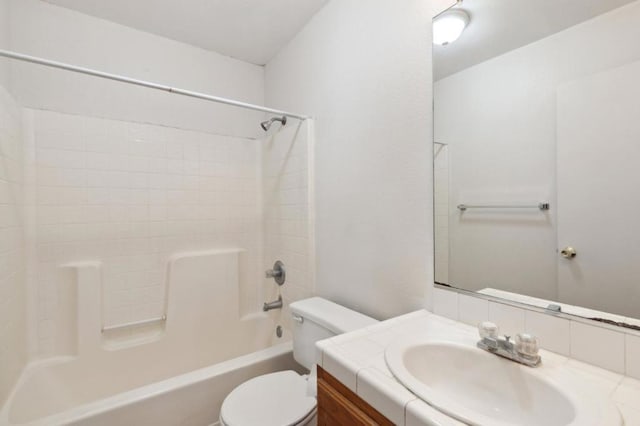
<box><xmin>0</xmin><ymin>49</ymin><xmax>310</xmax><ymax>120</ymax></box>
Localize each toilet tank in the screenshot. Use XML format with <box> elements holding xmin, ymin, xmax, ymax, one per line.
<box><xmin>289</xmin><ymin>297</ymin><xmax>378</xmax><ymax>370</ymax></box>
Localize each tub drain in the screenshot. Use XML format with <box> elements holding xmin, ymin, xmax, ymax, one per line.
<box><xmin>276</xmin><ymin>325</ymin><xmax>283</xmax><ymax>338</ymax></box>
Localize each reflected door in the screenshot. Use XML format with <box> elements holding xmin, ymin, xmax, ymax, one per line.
<box><xmin>557</xmin><ymin>60</ymin><xmax>640</xmax><ymax>318</ymax></box>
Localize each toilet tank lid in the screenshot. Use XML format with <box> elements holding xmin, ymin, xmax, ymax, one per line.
<box><xmin>289</xmin><ymin>297</ymin><xmax>378</xmax><ymax>334</ymax></box>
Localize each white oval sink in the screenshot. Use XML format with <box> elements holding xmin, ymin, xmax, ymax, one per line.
<box><xmin>385</xmin><ymin>340</ymin><xmax>621</xmax><ymax>426</ymax></box>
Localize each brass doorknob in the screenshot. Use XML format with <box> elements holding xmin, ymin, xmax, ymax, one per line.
<box><xmin>560</xmin><ymin>247</ymin><xmax>577</xmax><ymax>259</ymax></box>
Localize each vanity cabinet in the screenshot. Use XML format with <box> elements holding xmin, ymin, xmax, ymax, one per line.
<box><xmin>317</xmin><ymin>366</ymin><xmax>393</xmax><ymax>426</ymax></box>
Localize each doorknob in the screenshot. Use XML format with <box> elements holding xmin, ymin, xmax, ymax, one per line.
<box><xmin>560</xmin><ymin>247</ymin><xmax>577</xmax><ymax>259</ymax></box>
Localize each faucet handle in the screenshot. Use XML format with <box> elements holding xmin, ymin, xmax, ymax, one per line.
<box><xmin>515</xmin><ymin>333</ymin><xmax>539</xmax><ymax>358</ymax></box>
<box><xmin>265</xmin><ymin>260</ymin><xmax>286</xmax><ymax>285</ymax></box>
<box><xmin>478</xmin><ymin>321</ymin><xmax>499</xmax><ymax>339</ymax></box>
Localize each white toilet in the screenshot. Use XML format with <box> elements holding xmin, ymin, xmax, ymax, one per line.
<box><xmin>219</xmin><ymin>297</ymin><xmax>378</xmax><ymax>426</ymax></box>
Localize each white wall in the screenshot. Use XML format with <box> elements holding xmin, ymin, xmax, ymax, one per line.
<box><xmin>0</xmin><ymin>0</ymin><xmax>10</xmax><ymax>88</ymax></box>
<box><xmin>0</xmin><ymin>86</ymin><xmax>25</xmax><ymax>405</ymax></box>
<box><xmin>435</xmin><ymin>0</ymin><xmax>640</xmax><ymax>300</ymax></box>
<box><xmin>8</xmin><ymin>0</ymin><xmax>265</xmax><ymax>139</ymax></box>
<box><xmin>265</xmin><ymin>0</ymin><xmax>434</xmax><ymax>319</ymax></box>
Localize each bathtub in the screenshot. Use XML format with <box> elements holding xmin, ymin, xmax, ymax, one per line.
<box><xmin>0</xmin><ymin>250</ymin><xmax>299</xmax><ymax>425</ymax></box>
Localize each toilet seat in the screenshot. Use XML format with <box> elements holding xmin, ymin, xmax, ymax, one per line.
<box><xmin>220</xmin><ymin>370</ymin><xmax>317</xmax><ymax>426</ymax></box>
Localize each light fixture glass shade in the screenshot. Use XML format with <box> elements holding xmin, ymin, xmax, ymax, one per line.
<box><xmin>433</xmin><ymin>9</ymin><xmax>469</xmax><ymax>46</ymax></box>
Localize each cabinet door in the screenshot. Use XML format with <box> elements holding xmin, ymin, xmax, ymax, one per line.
<box><xmin>317</xmin><ymin>367</ymin><xmax>393</xmax><ymax>426</ymax></box>
<box><xmin>317</xmin><ymin>380</ymin><xmax>376</xmax><ymax>425</ymax></box>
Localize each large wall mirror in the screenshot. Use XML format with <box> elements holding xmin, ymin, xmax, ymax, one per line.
<box><xmin>433</xmin><ymin>0</ymin><xmax>640</xmax><ymax>327</ymax></box>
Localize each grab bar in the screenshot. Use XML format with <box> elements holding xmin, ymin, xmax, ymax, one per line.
<box><xmin>101</xmin><ymin>315</ymin><xmax>167</xmax><ymax>333</ymax></box>
<box><xmin>457</xmin><ymin>202</ymin><xmax>550</xmax><ymax>211</ymax></box>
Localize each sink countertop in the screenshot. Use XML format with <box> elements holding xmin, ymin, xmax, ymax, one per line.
<box><xmin>315</xmin><ymin>310</ymin><xmax>640</xmax><ymax>426</ymax></box>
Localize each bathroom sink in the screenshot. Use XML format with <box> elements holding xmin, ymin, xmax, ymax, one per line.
<box><xmin>385</xmin><ymin>340</ymin><xmax>620</xmax><ymax>426</ymax></box>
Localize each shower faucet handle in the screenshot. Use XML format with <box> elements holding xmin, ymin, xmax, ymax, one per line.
<box><xmin>265</xmin><ymin>260</ymin><xmax>286</xmax><ymax>285</ymax></box>
<box><xmin>265</xmin><ymin>269</ymin><xmax>279</xmax><ymax>278</ymax></box>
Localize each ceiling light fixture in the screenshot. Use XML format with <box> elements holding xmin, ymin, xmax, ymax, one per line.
<box><xmin>433</xmin><ymin>9</ymin><xmax>470</xmax><ymax>46</ymax></box>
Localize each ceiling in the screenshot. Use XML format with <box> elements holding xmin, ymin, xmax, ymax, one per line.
<box><xmin>434</xmin><ymin>0</ymin><xmax>636</xmax><ymax>80</ymax></box>
<box><xmin>43</xmin><ymin>0</ymin><xmax>328</xmax><ymax>65</ymax></box>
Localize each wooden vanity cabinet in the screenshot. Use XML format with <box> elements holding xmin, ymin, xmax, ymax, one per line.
<box><xmin>317</xmin><ymin>366</ymin><xmax>393</xmax><ymax>426</ymax></box>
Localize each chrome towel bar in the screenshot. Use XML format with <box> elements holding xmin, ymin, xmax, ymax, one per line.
<box><xmin>457</xmin><ymin>203</ymin><xmax>550</xmax><ymax>211</ymax></box>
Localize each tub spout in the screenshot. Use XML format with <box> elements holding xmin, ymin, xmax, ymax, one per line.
<box><xmin>263</xmin><ymin>296</ymin><xmax>283</xmax><ymax>312</ymax></box>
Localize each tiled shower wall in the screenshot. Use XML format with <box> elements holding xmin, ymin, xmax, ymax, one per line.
<box><xmin>262</xmin><ymin>121</ymin><xmax>314</xmax><ymax>329</ymax></box>
<box><xmin>26</xmin><ymin>109</ymin><xmax>263</xmax><ymax>356</ymax></box>
<box><xmin>0</xmin><ymin>87</ymin><xmax>26</xmax><ymax>403</ymax></box>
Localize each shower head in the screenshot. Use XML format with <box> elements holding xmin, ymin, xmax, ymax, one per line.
<box><xmin>260</xmin><ymin>116</ymin><xmax>287</xmax><ymax>131</ymax></box>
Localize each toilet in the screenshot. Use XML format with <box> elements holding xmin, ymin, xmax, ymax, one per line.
<box><xmin>219</xmin><ymin>297</ymin><xmax>378</xmax><ymax>426</ymax></box>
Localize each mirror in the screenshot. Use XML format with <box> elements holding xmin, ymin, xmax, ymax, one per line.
<box><xmin>433</xmin><ymin>0</ymin><xmax>640</xmax><ymax>327</ymax></box>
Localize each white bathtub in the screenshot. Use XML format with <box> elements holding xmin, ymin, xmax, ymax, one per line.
<box><xmin>0</xmin><ymin>250</ymin><xmax>299</xmax><ymax>425</ymax></box>
<box><xmin>1</xmin><ymin>342</ymin><xmax>297</xmax><ymax>426</ymax></box>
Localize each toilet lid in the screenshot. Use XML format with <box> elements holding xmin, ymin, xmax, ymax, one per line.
<box><xmin>220</xmin><ymin>370</ymin><xmax>316</xmax><ymax>426</ymax></box>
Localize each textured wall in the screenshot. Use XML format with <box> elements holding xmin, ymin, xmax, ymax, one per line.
<box><xmin>265</xmin><ymin>0</ymin><xmax>434</xmax><ymax>319</ymax></box>
<box><xmin>0</xmin><ymin>0</ymin><xmax>10</xmax><ymax>89</ymax></box>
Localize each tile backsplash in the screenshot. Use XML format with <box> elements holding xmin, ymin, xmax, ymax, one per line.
<box><xmin>432</xmin><ymin>287</ymin><xmax>640</xmax><ymax>380</ymax></box>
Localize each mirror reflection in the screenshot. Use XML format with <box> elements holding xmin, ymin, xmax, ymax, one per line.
<box><xmin>433</xmin><ymin>0</ymin><xmax>640</xmax><ymax>323</ymax></box>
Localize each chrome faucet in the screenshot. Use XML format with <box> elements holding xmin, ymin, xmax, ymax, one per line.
<box><xmin>263</xmin><ymin>295</ymin><xmax>283</xmax><ymax>312</ymax></box>
<box><xmin>477</xmin><ymin>322</ymin><xmax>541</xmax><ymax>367</ymax></box>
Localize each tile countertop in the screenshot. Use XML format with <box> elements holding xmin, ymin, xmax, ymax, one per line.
<box><xmin>315</xmin><ymin>310</ymin><xmax>640</xmax><ymax>426</ymax></box>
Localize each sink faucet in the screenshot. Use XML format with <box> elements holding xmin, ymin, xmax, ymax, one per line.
<box><xmin>477</xmin><ymin>322</ymin><xmax>541</xmax><ymax>367</ymax></box>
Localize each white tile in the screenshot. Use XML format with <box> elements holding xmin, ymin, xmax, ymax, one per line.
<box><xmin>395</xmin><ymin>310</ymin><xmax>429</xmax><ymax>323</ymax></box>
<box><xmin>626</xmin><ymin>334</ymin><xmax>640</xmax><ymax>380</ymax></box>
<box><xmin>560</xmin><ymin>358</ymin><xmax>622</xmax><ymax>396</ymax></box>
<box><xmin>457</xmin><ymin>293</ymin><xmax>488</xmax><ymax>327</ymax></box>
<box><xmin>570</xmin><ymin>321</ymin><xmax>625</xmax><ymax>374</ymax></box>
<box><xmin>612</xmin><ymin>377</ymin><xmax>640</xmax><ymax>406</ymax></box>
<box><xmin>322</xmin><ymin>345</ymin><xmax>361</xmax><ymax>392</ymax></box>
<box><xmin>367</xmin><ymin>328</ymin><xmax>402</xmax><ymax>347</ymax></box>
<box><xmin>618</xmin><ymin>404</ymin><xmax>640</xmax><ymax>426</ymax></box>
<box><xmin>356</xmin><ymin>368</ymin><xmax>416</xmax><ymax>425</ymax></box>
<box><xmin>525</xmin><ymin>310</ymin><xmax>570</xmax><ymax>356</ymax></box>
<box><xmin>538</xmin><ymin>349</ymin><xmax>569</xmax><ymax>369</ymax></box>
<box><xmin>363</xmin><ymin>354</ymin><xmax>393</xmax><ymax>378</ymax></box>
<box><xmin>488</xmin><ymin>302</ymin><xmax>525</xmax><ymax>338</ymax></box>
<box><xmin>337</xmin><ymin>337</ymin><xmax>384</xmax><ymax>363</ymax></box>
<box><xmin>433</xmin><ymin>287</ymin><xmax>458</xmax><ymax>320</ymax></box>
<box><xmin>329</xmin><ymin>328</ymin><xmax>370</xmax><ymax>345</ymax></box>
<box><xmin>406</xmin><ymin>399</ymin><xmax>463</xmax><ymax>426</ymax></box>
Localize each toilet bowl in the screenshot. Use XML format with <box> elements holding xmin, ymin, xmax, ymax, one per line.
<box><xmin>219</xmin><ymin>371</ymin><xmax>317</xmax><ymax>426</ymax></box>
<box><xmin>219</xmin><ymin>297</ymin><xmax>377</xmax><ymax>426</ymax></box>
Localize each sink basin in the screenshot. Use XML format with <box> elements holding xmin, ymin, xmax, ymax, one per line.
<box><xmin>385</xmin><ymin>339</ymin><xmax>620</xmax><ymax>426</ymax></box>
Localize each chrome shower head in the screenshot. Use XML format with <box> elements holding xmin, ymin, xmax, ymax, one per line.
<box><xmin>260</xmin><ymin>116</ymin><xmax>287</xmax><ymax>131</ymax></box>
